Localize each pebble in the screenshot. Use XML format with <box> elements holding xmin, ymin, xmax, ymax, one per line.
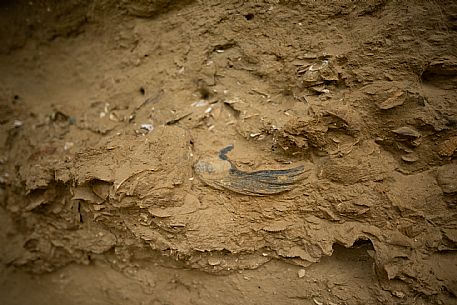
<box><xmin>13</xmin><ymin>120</ymin><xmax>23</xmax><ymax>128</ymax></box>
<box><xmin>140</xmin><ymin>123</ymin><xmax>154</xmax><ymax>132</ymax></box>
<box><xmin>401</xmin><ymin>154</ymin><xmax>418</xmax><ymax>163</ymax></box>
<box><xmin>392</xmin><ymin>291</ymin><xmax>405</xmax><ymax>298</ymax></box>
<box><xmin>377</xmin><ymin>91</ymin><xmax>404</xmax><ymax>110</ymax></box>
<box><xmin>392</xmin><ymin>126</ymin><xmax>421</xmax><ymax>138</ymax></box>
<box><xmin>64</xmin><ymin>142</ymin><xmax>74</xmax><ymax>150</ymax></box>
<box><xmin>207</xmin><ymin>257</ymin><xmax>221</xmax><ymax>266</ymax></box>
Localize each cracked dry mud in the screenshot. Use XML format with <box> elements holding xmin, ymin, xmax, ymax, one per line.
<box><xmin>1</xmin><ymin>0</ymin><xmax>457</xmax><ymax>304</ymax></box>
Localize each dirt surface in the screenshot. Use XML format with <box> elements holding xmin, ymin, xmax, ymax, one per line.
<box><xmin>1</xmin><ymin>0</ymin><xmax>457</xmax><ymax>304</ymax></box>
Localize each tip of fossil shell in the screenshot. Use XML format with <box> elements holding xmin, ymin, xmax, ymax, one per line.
<box><xmin>194</xmin><ymin>159</ymin><xmax>232</xmax><ymax>175</ymax></box>
<box><xmin>194</xmin><ymin>160</ymin><xmax>215</xmax><ymax>174</ymax></box>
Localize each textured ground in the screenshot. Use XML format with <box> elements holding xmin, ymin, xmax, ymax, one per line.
<box><xmin>1</xmin><ymin>0</ymin><xmax>457</xmax><ymax>304</ymax></box>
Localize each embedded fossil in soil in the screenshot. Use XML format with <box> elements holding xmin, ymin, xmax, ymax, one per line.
<box><xmin>194</xmin><ymin>145</ymin><xmax>306</xmax><ymax>196</ymax></box>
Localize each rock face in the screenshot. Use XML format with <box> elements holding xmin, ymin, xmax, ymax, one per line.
<box><xmin>121</xmin><ymin>0</ymin><xmax>195</xmax><ymax>17</ymax></box>
<box><xmin>437</xmin><ymin>164</ymin><xmax>457</xmax><ymax>194</ymax></box>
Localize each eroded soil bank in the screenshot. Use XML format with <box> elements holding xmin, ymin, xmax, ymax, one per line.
<box><xmin>1</xmin><ymin>0</ymin><xmax>457</xmax><ymax>304</ymax></box>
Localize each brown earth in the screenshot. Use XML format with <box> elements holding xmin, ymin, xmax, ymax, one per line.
<box><xmin>1</xmin><ymin>0</ymin><xmax>457</xmax><ymax>304</ymax></box>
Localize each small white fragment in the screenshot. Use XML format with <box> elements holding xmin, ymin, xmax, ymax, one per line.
<box><xmin>0</xmin><ymin>173</ymin><xmax>10</xmax><ymax>185</ymax></box>
<box><xmin>109</xmin><ymin>113</ymin><xmax>117</xmax><ymax>121</ymax></box>
<box><xmin>392</xmin><ymin>291</ymin><xmax>405</xmax><ymax>298</ymax></box>
<box><xmin>13</xmin><ymin>120</ymin><xmax>23</xmax><ymax>128</ymax></box>
<box><xmin>139</xmin><ymin>213</ymin><xmax>149</xmax><ymax>224</ymax></box>
<box><xmin>64</xmin><ymin>142</ymin><xmax>74</xmax><ymax>150</ymax></box>
<box><xmin>313</xmin><ymin>298</ymin><xmax>323</xmax><ymax>305</ymax></box>
<box><xmin>298</xmin><ymin>269</ymin><xmax>306</xmax><ymax>278</ymax></box>
<box><xmin>205</xmin><ymin>107</ymin><xmax>213</xmax><ymax>114</ymax></box>
<box><xmin>208</xmin><ymin>125</ymin><xmax>215</xmax><ymax>131</ymax></box>
<box><xmin>140</xmin><ymin>124</ymin><xmax>154</xmax><ymax>132</ymax></box>
<box><xmin>216</xmin><ymin>49</ymin><xmax>224</xmax><ymax>53</ymax></box>
<box><xmin>192</xmin><ymin>100</ymin><xmax>208</xmax><ymax>107</ymax></box>
<box><xmin>189</xmin><ymin>177</ymin><xmax>194</xmax><ymax>181</ymax></box>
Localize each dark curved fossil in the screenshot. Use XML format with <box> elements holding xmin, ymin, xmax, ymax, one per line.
<box><xmin>194</xmin><ymin>145</ymin><xmax>306</xmax><ymax>196</ymax></box>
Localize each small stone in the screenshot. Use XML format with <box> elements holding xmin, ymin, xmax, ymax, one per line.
<box><xmin>109</xmin><ymin>112</ymin><xmax>120</xmax><ymax>122</ymax></box>
<box><xmin>140</xmin><ymin>123</ymin><xmax>154</xmax><ymax>132</ymax></box>
<box><xmin>192</xmin><ymin>100</ymin><xmax>208</xmax><ymax>107</ymax></box>
<box><xmin>401</xmin><ymin>154</ymin><xmax>418</xmax><ymax>163</ymax></box>
<box><xmin>64</xmin><ymin>142</ymin><xmax>74</xmax><ymax>150</ymax></box>
<box><xmin>377</xmin><ymin>91</ymin><xmax>404</xmax><ymax>110</ymax></box>
<box><xmin>0</xmin><ymin>175</ymin><xmax>8</xmax><ymax>184</ymax></box>
<box><xmin>392</xmin><ymin>126</ymin><xmax>421</xmax><ymax>138</ymax></box>
<box><xmin>298</xmin><ymin>269</ymin><xmax>306</xmax><ymax>278</ymax></box>
<box><xmin>392</xmin><ymin>291</ymin><xmax>405</xmax><ymax>298</ymax></box>
<box><xmin>13</xmin><ymin>120</ymin><xmax>23</xmax><ymax>128</ymax></box>
<box><xmin>208</xmin><ymin>257</ymin><xmax>221</xmax><ymax>266</ymax></box>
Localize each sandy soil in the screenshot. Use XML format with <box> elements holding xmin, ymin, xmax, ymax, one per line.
<box><xmin>1</xmin><ymin>0</ymin><xmax>457</xmax><ymax>304</ymax></box>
